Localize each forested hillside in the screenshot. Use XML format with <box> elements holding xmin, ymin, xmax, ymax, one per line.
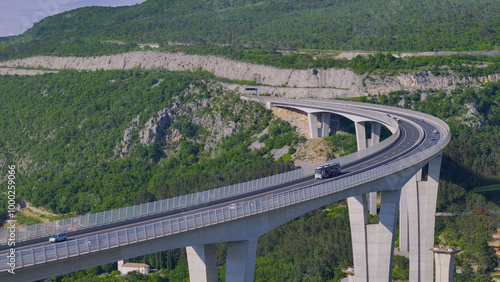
<box><xmin>1</xmin><ymin>0</ymin><xmax>500</xmax><ymax>60</ymax></box>
<box><xmin>0</xmin><ymin>69</ymin><xmax>306</xmax><ymax>219</ymax></box>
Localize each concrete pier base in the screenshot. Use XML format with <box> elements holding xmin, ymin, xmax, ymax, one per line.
<box><xmin>432</xmin><ymin>246</ymin><xmax>460</xmax><ymax>282</ymax></box>
<box><xmin>187</xmin><ymin>244</ymin><xmax>218</xmax><ymax>282</ymax></box>
<box><xmin>226</xmin><ymin>239</ymin><xmax>258</xmax><ymax>282</ymax></box>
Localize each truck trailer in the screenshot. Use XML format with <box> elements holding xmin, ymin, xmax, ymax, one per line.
<box><xmin>315</xmin><ymin>163</ymin><xmax>341</xmax><ymax>179</ymax></box>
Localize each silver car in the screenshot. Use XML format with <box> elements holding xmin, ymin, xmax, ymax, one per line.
<box><xmin>49</xmin><ymin>232</ymin><xmax>67</xmax><ymax>243</ymax></box>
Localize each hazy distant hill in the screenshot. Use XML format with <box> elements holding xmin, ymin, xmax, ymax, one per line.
<box><xmin>2</xmin><ymin>0</ymin><xmax>500</xmax><ymax>60</ymax></box>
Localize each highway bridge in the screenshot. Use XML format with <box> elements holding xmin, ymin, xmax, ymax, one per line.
<box><xmin>0</xmin><ymin>97</ymin><xmax>450</xmax><ymax>281</ymax></box>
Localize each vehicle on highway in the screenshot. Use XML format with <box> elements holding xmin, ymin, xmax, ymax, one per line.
<box><xmin>315</xmin><ymin>163</ymin><xmax>341</xmax><ymax>179</ymax></box>
<box><xmin>433</xmin><ymin>129</ymin><xmax>439</xmax><ymax>134</ymax></box>
<box><xmin>49</xmin><ymin>232</ymin><xmax>67</xmax><ymax>243</ymax></box>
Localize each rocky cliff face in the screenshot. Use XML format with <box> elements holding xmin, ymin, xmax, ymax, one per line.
<box><xmin>139</xmin><ymin>108</ymin><xmax>172</xmax><ymax>145</ymax></box>
<box><xmin>3</xmin><ymin>51</ymin><xmax>498</xmax><ymax>98</ymax></box>
<box><xmin>114</xmin><ymin>82</ymin><xmax>264</xmax><ymax>158</ymax></box>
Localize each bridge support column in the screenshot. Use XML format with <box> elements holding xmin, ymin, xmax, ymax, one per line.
<box><xmin>321</xmin><ymin>113</ymin><xmax>331</xmax><ymax>137</ymax></box>
<box><xmin>399</xmin><ymin>169</ymin><xmax>421</xmax><ymax>253</ymax></box>
<box><xmin>226</xmin><ymin>239</ymin><xmax>258</xmax><ymax>282</ymax></box>
<box><xmin>368</xmin><ymin>192</ymin><xmax>377</xmax><ymax>216</ymax></box>
<box><xmin>355</xmin><ymin>122</ymin><xmax>367</xmax><ymax>150</ymax></box>
<box><xmin>370</xmin><ymin>122</ymin><xmax>381</xmax><ymax>147</ymax></box>
<box><xmin>331</xmin><ymin>117</ymin><xmax>339</xmax><ymax>134</ymax></box>
<box><xmin>399</xmin><ymin>182</ymin><xmax>410</xmax><ymax>253</ymax></box>
<box><xmin>348</xmin><ymin>188</ymin><xmax>401</xmax><ymax>281</ymax></box>
<box><xmin>187</xmin><ymin>244</ymin><xmax>218</xmax><ymax>282</ymax></box>
<box><xmin>367</xmin><ymin>122</ymin><xmax>381</xmax><ymax>215</ymax></box>
<box><xmin>308</xmin><ymin>113</ymin><xmax>319</xmax><ymax>138</ymax></box>
<box><xmin>405</xmin><ymin>153</ymin><xmax>443</xmax><ymax>282</ymax></box>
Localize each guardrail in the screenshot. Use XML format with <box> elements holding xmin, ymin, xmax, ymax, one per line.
<box><xmin>0</xmin><ymin>122</ymin><xmax>400</xmax><ymax>245</ymax></box>
<box><xmin>0</xmin><ymin>114</ymin><xmax>448</xmax><ymax>272</ymax></box>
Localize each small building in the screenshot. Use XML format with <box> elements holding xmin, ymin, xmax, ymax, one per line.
<box><xmin>118</xmin><ymin>260</ymin><xmax>150</xmax><ymax>275</ymax></box>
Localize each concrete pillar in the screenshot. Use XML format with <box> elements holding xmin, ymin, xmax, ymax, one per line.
<box><xmin>368</xmin><ymin>192</ymin><xmax>377</xmax><ymax>216</ymax></box>
<box><xmin>331</xmin><ymin>117</ymin><xmax>339</xmax><ymax>134</ymax></box>
<box><xmin>355</xmin><ymin>122</ymin><xmax>367</xmax><ymax>151</ymax></box>
<box><xmin>368</xmin><ymin>122</ymin><xmax>381</xmax><ymax>215</ymax></box>
<box><xmin>347</xmin><ymin>194</ymin><xmax>369</xmax><ymax>280</ymax></box>
<box><xmin>226</xmin><ymin>239</ymin><xmax>258</xmax><ymax>282</ymax></box>
<box><xmin>399</xmin><ymin>182</ymin><xmax>409</xmax><ymax>253</ymax></box>
<box><xmin>308</xmin><ymin>113</ymin><xmax>319</xmax><ymax>138</ymax></box>
<box><xmin>407</xmin><ymin>154</ymin><xmax>443</xmax><ymax>282</ymax></box>
<box><xmin>321</xmin><ymin>112</ymin><xmax>331</xmax><ymax>137</ymax></box>
<box><xmin>187</xmin><ymin>244</ymin><xmax>218</xmax><ymax>282</ymax></box>
<box><xmin>370</xmin><ymin>122</ymin><xmax>381</xmax><ymax>147</ymax></box>
<box><xmin>348</xmin><ymin>189</ymin><xmax>401</xmax><ymax>281</ymax></box>
<box><xmin>432</xmin><ymin>246</ymin><xmax>459</xmax><ymax>282</ymax></box>
<box><xmin>371</xmin><ymin>189</ymin><xmax>401</xmax><ymax>280</ymax></box>
<box><xmin>399</xmin><ymin>169</ymin><xmax>421</xmax><ymax>253</ymax></box>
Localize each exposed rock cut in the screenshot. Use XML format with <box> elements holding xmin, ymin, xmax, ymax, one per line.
<box><xmin>1</xmin><ymin>51</ymin><xmax>499</xmax><ymax>98</ymax></box>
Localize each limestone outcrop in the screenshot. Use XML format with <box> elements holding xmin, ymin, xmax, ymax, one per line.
<box><xmin>1</xmin><ymin>51</ymin><xmax>499</xmax><ymax>98</ymax></box>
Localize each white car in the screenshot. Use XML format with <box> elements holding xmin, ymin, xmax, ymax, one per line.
<box><xmin>49</xmin><ymin>232</ymin><xmax>67</xmax><ymax>243</ymax></box>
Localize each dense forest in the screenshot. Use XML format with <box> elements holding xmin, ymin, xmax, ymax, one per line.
<box><xmin>0</xmin><ymin>69</ymin><xmax>306</xmax><ymax>219</ymax></box>
<box><xmin>1</xmin><ymin>0</ymin><xmax>500</xmax><ymax>61</ymax></box>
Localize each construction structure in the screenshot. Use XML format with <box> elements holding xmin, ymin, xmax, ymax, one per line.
<box><xmin>488</xmin><ymin>228</ymin><xmax>500</xmax><ymax>256</ymax></box>
<box><xmin>341</xmin><ymin>266</ymin><xmax>354</xmax><ymax>282</ymax></box>
<box><xmin>431</xmin><ymin>245</ymin><xmax>460</xmax><ymax>282</ymax></box>
<box><xmin>117</xmin><ymin>260</ymin><xmax>150</xmax><ymax>275</ymax></box>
